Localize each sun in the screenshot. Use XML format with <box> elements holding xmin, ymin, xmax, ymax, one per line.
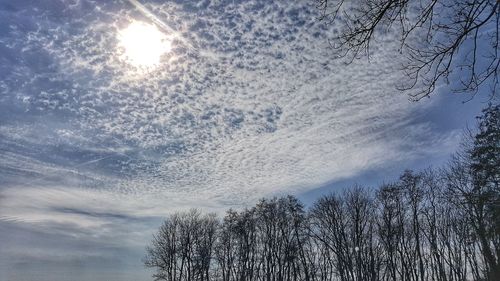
<box><xmin>117</xmin><ymin>21</ymin><xmax>171</xmax><ymax>68</ymax></box>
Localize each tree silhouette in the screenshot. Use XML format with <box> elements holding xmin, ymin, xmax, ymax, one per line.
<box><xmin>145</xmin><ymin>104</ymin><xmax>499</xmax><ymax>280</ymax></box>
<box><xmin>315</xmin><ymin>0</ymin><xmax>499</xmax><ymax>100</ymax></box>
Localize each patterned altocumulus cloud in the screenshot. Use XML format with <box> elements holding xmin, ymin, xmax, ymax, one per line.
<box><xmin>0</xmin><ymin>0</ymin><xmax>462</xmax><ymax>221</ymax></box>
<box><xmin>0</xmin><ymin>0</ymin><xmax>464</xmax><ymax>279</ymax></box>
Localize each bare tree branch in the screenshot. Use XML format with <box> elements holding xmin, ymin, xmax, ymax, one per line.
<box><xmin>316</xmin><ymin>0</ymin><xmax>499</xmax><ymax>100</ymax></box>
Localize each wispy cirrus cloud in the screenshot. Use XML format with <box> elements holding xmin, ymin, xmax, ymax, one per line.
<box><xmin>0</xmin><ymin>1</ymin><xmax>467</xmax><ymax>280</ymax></box>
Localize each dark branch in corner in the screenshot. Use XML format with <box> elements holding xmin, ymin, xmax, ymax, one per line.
<box><xmin>316</xmin><ymin>0</ymin><xmax>499</xmax><ymax>101</ymax></box>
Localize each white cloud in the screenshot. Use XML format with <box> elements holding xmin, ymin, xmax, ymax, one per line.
<box><xmin>0</xmin><ymin>2</ymin><xmax>473</xmax><ymax>280</ymax></box>
<box><xmin>0</xmin><ymin>0</ymin><xmax>460</xmax><ymax>232</ymax></box>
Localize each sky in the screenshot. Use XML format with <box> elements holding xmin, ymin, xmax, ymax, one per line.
<box><xmin>0</xmin><ymin>0</ymin><xmax>493</xmax><ymax>281</ymax></box>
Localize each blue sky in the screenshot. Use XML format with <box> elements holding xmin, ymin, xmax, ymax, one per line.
<box><xmin>0</xmin><ymin>0</ymin><xmax>493</xmax><ymax>281</ymax></box>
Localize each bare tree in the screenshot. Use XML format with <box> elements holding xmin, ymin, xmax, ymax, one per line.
<box><xmin>376</xmin><ymin>183</ymin><xmax>403</xmax><ymax>281</ymax></box>
<box><xmin>309</xmin><ymin>192</ymin><xmax>352</xmax><ymax>281</ymax></box>
<box><xmin>145</xmin><ymin>105</ymin><xmax>498</xmax><ymax>280</ymax></box>
<box><xmin>144</xmin><ymin>210</ymin><xmax>218</xmax><ymax>281</ymax></box>
<box><xmin>399</xmin><ymin>170</ymin><xmax>426</xmax><ymax>281</ymax></box>
<box><xmin>344</xmin><ymin>186</ymin><xmax>381</xmax><ymax>281</ymax></box>
<box><xmin>316</xmin><ymin>0</ymin><xmax>499</xmax><ymax>100</ymax></box>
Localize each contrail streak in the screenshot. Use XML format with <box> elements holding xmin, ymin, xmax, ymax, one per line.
<box><xmin>125</xmin><ymin>0</ymin><xmax>194</xmax><ymax>50</ymax></box>
<box><xmin>125</xmin><ymin>0</ymin><xmax>230</xmax><ymax>60</ymax></box>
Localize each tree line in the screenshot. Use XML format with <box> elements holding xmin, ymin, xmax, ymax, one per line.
<box><xmin>144</xmin><ymin>104</ymin><xmax>499</xmax><ymax>281</ymax></box>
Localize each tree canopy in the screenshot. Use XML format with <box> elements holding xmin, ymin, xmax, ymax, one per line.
<box><xmin>144</xmin><ymin>104</ymin><xmax>500</xmax><ymax>280</ymax></box>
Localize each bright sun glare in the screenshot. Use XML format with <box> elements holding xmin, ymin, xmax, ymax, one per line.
<box><xmin>118</xmin><ymin>21</ymin><xmax>171</xmax><ymax>68</ymax></box>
